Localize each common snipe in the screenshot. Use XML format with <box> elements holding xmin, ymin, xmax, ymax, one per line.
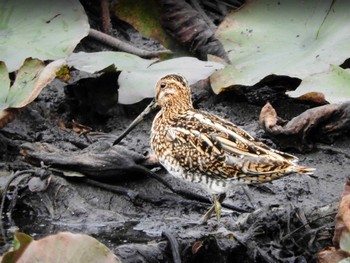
<box><xmin>151</xmin><ymin>74</ymin><xmax>315</xmax><ymax>222</ymax></box>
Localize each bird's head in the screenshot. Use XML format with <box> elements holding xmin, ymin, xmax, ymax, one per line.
<box><xmin>155</xmin><ymin>74</ymin><xmax>193</xmax><ymax>110</ymax></box>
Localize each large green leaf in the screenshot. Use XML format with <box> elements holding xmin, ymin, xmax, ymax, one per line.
<box><xmin>68</xmin><ymin>52</ymin><xmax>223</xmax><ymax>104</ymax></box>
<box><xmin>288</xmin><ymin>65</ymin><xmax>350</xmax><ymax>103</ymax></box>
<box><xmin>118</xmin><ymin>57</ymin><xmax>223</xmax><ymax>104</ymax></box>
<box><xmin>0</xmin><ymin>0</ymin><xmax>89</xmax><ymax>72</ymax></box>
<box><xmin>0</xmin><ymin>62</ymin><xmax>10</xmax><ymax>103</ymax></box>
<box><xmin>211</xmin><ymin>0</ymin><xmax>350</xmax><ymax>93</ymax></box>
<box><xmin>67</xmin><ymin>51</ymin><xmax>157</xmax><ymax>73</ymax></box>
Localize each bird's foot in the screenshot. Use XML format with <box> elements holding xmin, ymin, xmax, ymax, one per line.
<box><xmin>200</xmin><ymin>194</ymin><xmax>225</xmax><ymax>223</ymax></box>
<box><xmin>200</xmin><ymin>204</ymin><xmax>215</xmax><ymax>224</ymax></box>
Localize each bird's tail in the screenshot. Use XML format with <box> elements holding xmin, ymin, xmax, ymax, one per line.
<box><xmin>295</xmin><ymin>165</ymin><xmax>316</xmax><ymax>176</ymax></box>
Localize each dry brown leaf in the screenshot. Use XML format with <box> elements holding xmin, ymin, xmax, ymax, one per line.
<box><xmin>317</xmin><ymin>246</ymin><xmax>349</xmax><ymax>263</ymax></box>
<box><xmin>1</xmin><ymin>232</ymin><xmax>120</xmax><ymax>263</ymax></box>
<box><xmin>191</xmin><ymin>240</ymin><xmax>203</xmax><ymax>254</ymax></box>
<box><xmin>56</xmin><ymin>119</ymin><xmax>67</xmax><ymax>129</ymax></box>
<box><xmin>296</xmin><ymin>92</ymin><xmax>329</xmax><ymax>105</ymax></box>
<box><xmin>259</xmin><ymin>102</ymin><xmax>350</xmax><ymax>151</ymax></box>
<box><xmin>259</xmin><ymin>102</ymin><xmax>278</xmax><ymax>131</ymax></box>
<box><xmin>72</xmin><ymin>120</ymin><xmax>92</xmax><ymax>135</ymax></box>
<box><xmin>317</xmin><ymin>178</ymin><xmax>350</xmax><ymax>261</ymax></box>
<box><xmin>339</xmin><ymin>195</ymin><xmax>350</xmax><ymax>236</ymax></box>
<box><xmin>0</xmin><ymin>108</ymin><xmax>18</xmax><ymax>129</ymax></box>
<box><xmin>333</xmin><ymin>178</ymin><xmax>350</xmax><ymax>247</ymax></box>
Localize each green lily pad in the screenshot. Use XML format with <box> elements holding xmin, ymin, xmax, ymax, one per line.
<box><xmin>0</xmin><ymin>62</ymin><xmax>10</xmax><ymax>103</ymax></box>
<box><xmin>118</xmin><ymin>57</ymin><xmax>223</xmax><ymax>104</ymax></box>
<box><xmin>211</xmin><ymin>0</ymin><xmax>350</xmax><ymax>93</ymax></box>
<box><xmin>0</xmin><ymin>58</ymin><xmax>66</xmax><ymax>128</ymax></box>
<box><xmin>0</xmin><ymin>0</ymin><xmax>89</xmax><ymax>72</ymax></box>
<box><xmin>287</xmin><ymin>65</ymin><xmax>350</xmax><ymax>104</ymax></box>
<box><xmin>67</xmin><ymin>51</ymin><xmax>157</xmax><ymax>73</ymax></box>
<box><xmin>1</xmin><ymin>232</ymin><xmax>120</xmax><ymax>263</ymax></box>
<box><xmin>68</xmin><ymin>52</ymin><xmax>223</xmax><ymax>104</ymax></box>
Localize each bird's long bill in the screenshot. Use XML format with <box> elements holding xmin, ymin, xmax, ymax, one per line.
<box><xmin>113</xmin><ymin>99</ymin><xmax>159</xmax><ymax>145</ymax></box>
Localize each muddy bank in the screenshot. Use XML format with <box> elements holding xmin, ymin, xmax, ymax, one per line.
<box><xmin>0</xmin><ymin>72</ymin><xmax>348</xmax><ymax>262</ymax></box>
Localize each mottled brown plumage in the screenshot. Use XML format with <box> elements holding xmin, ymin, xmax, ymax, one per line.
<box><xmin>151</xmin><ymin>74</ymin><xmax>315</xmax><ymax>221</ymax></box>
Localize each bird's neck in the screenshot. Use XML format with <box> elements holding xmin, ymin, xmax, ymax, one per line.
<box><xmin>159</xmin><ymin>101</ymin><xmax>193</xmax><ymax>120</ymax></box>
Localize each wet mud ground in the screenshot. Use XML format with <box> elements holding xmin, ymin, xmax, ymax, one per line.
<box><xmin>1</xmin><ymin>73</ymin><xmax>349</xmax><ymax>262</ymax></box>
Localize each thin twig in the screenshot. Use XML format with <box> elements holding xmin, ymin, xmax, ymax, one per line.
<box><xmin>82</xmin><ymin>178</ymin><xmax>139</xmax><ymax>200</ymax></box>
<box><xmin>100</xmin><ymin>0</ymin><xmax>111</xmax><ymax>35</ymax></box>
<box><xmin>162</xmin><ymin>231</ymin><xmax>182</xmax><ymax>263</ymax></box>
<box><xmin>88</xmin><ymin>29</ymin><xmax>172</xmax><ymax>58</ymax></box>
<box><xmin>281</xmin><ymin>212</ymin><xmax>336</xmax><ymax>241</ymax></box>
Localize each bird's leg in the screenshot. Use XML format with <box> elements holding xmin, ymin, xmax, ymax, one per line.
<box><xmin>214</xmin><ymin>194</ymin><xmax>222</xmax><ymax>222</ymax></box>
<box><xmin>201</xmin><ymin>193</ymin><xmax>226</xmax><ymax>223</ymax></box>
<box><xmin>201</xmin><ymin>202</ymin><xmax>215</xmax><ymax>223</ymax></box>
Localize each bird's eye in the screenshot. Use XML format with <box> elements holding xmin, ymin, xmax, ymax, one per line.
<box><xmin>160</xmin><ymin>82</ymin><xmax>166</xmax><ymax>88</ymax></box>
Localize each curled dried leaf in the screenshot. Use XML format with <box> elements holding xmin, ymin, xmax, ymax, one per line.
<box><xmin>296</xmin><ymin>92</ymin><xmax>329</xmax><ymax>105</ymax></box>
<box><xmin>191</xmin><ymin>240</ymin><xmax>203</xmax><ymax>254</ymax></box>
<box><xmin>259</xmin><ymin>102</ymin><xmax>350</xmax><ymax>151</ymax></box>
<box><xmin>334</xmin><ymin>178</ymin><xmax>350</xmax><ymax>247</ymax></box>
<box><xmin>17</xmin><ymin>59</ymin><xmax>66</xmax><ymax>108</ymax></box>
<box><xmin>323</xmin><ymin>178</ymin><xmax>350</xmax><ymax>263</ymax></box>
<box><xmin>72</xmin><ymin>120</ymin><xmax>92</xmax><ymax>135</ymax></box>
<box><xmin>259</xmin><ymin>102</ymin><xmax>278</xmax><ymax>131</ymax></box>
<box><xmin>317</xmin><ymin>246</ymin><xmax>349</xmax><ymax>263</ymax></box>
<box><xmin>0</xmin><ymin>108</ymin><xmax>18</xmax><ymax>129</ymax></box>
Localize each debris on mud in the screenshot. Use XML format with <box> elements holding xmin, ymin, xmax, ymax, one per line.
<box><xmin>259</xmin><ymin>102</ymin><xmax>350</xmax><ymax>151</ymax></box>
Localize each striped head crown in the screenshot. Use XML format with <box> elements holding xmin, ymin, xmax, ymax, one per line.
<box><xmin>155</xmin><ymin>74</ymin><xmax>192</xmax><ymax>109</ymax></box>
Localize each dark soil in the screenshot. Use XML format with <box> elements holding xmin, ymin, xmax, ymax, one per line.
<box><xmin>0</xmin><ymin>71</ymin><xmax>348</xmax><ymax>262</ymax></box>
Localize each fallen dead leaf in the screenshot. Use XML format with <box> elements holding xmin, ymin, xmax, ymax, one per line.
<box><xmin>317</xmin><ymin>178</ymin><xmax>350</xmax><ymax>262</ymax></box>
<box><xmin>317</xmin><ymin>246</ymin><xmax>349</xmax><ymax>263</ymax></box>
<box><xmin>259</xmin><ymin>102</ymin><xmax>350</xmax><ymax>151</ymax></box>
<box><xmin>191</xmin><ymin>240</ymin><xmax>203</xmax><ymax>254</ymax></box>
<box><xmin>296</xmin><ymin>92</ymin><xmax>329</xmax><ymax>105</ymax></box>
